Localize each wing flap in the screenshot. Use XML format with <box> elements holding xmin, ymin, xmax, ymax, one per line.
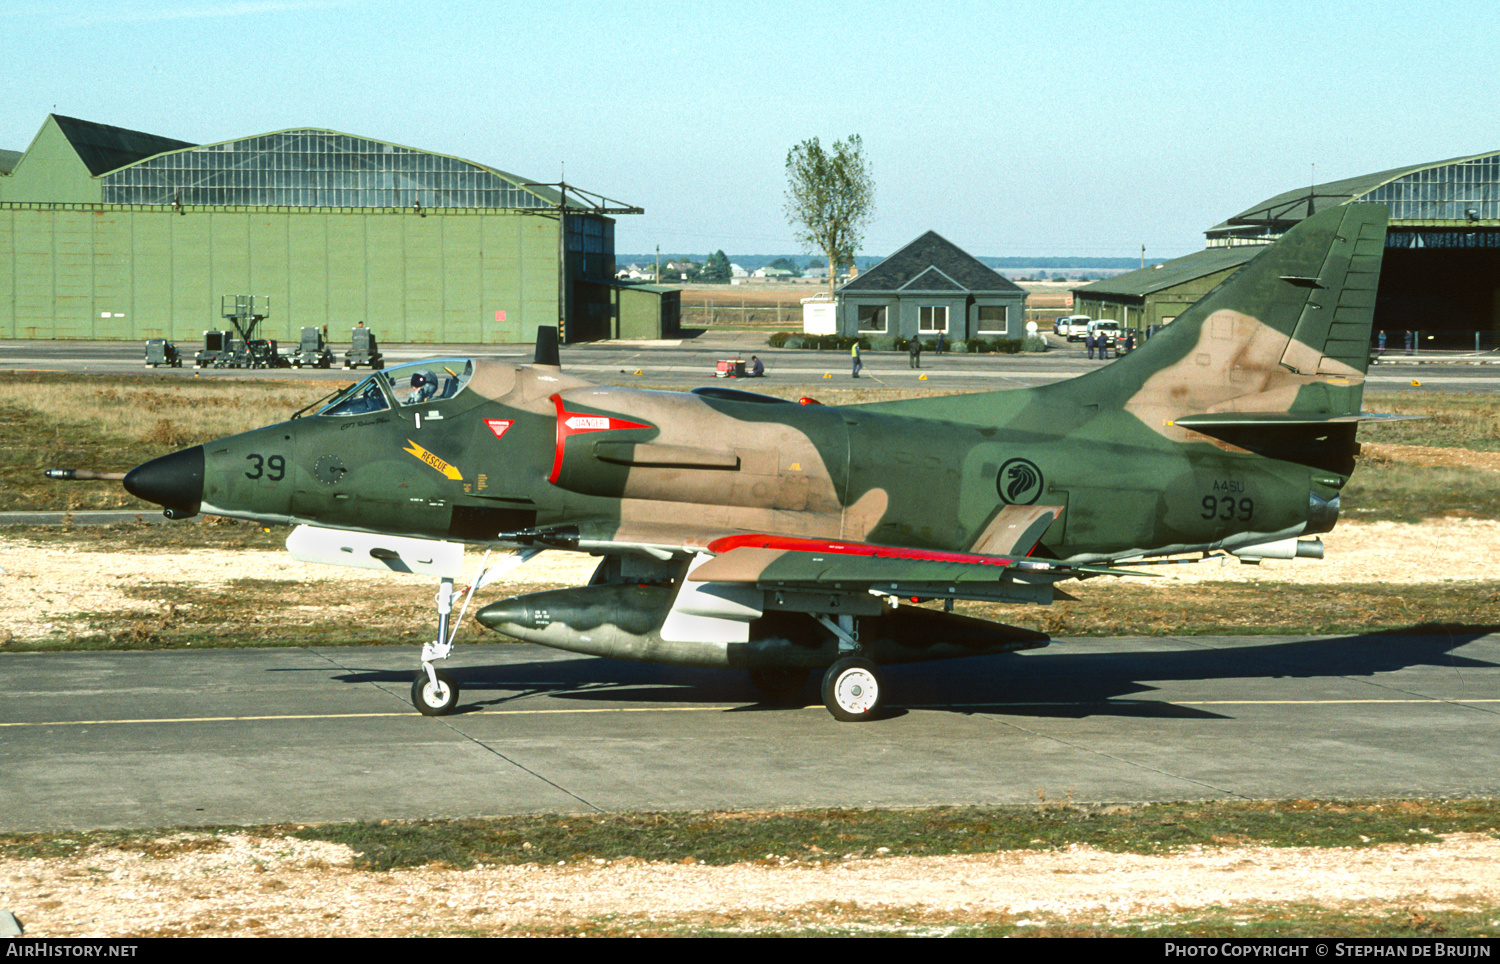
<box><xmin>691</xmin><ymin>534</ymin><xmax>1147</xmax><ymax>604</ymax></box>
<box><xmin>968</xmin><ymin>504</ymin><xmax>1062</xmax><ymax>556</ymax></box>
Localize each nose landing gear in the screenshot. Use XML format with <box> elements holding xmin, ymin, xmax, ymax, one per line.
<box><xmin>412</xmin><ymin>668</ymin><xmax>460</xmax><ymax>716</ymax></box>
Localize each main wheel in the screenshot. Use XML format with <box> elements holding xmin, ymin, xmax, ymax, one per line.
<box><xmin>749</xmin><ymin>667</ymin><xmax>809</xmax><ymax>704</ymax></box>
<box><xmin>412</xmin><ymin>669</ymin><xmax>460</xmax><ymax>716</ymax></box>
<box><xmin>821</xmin><ymin>657</ymin><xmax>884</xmax><ymax>722</ymax></box>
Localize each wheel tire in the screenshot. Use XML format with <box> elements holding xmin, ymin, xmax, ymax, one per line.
<box><xmin>412</xmin><ymin>669</ymin><xmax>460</xmax><ymax>716</ymax></box>
<box><xmin>821</xmin><ymin>657</ymin><xmax>884</xmax><ymax>722</ymax></box>
<box><xmin>749</xmin><ymin>667</ymin><xmax>809</xmax><ymax>704</ymax></box>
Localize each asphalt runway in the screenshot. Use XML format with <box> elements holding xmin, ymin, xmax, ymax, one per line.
<box><xmin>2</xmin><ymin>633</ymin><xmax>1497</xmax><ymax>831</ymax></box>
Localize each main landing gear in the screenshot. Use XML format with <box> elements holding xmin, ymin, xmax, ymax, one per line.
<box><xmin>750</xmin><ymin>613</ymin><xmax>887</xmax><ymax>722</ymax></box>
<box><xmin>821</xmin><ymin>657</ymin><xmax>884</xmax><ymax>722</ymax></box>
<box><xmin>748</xmin><ymin>659</ymin><xmax>886</xmax><ymax>720</ymax></box>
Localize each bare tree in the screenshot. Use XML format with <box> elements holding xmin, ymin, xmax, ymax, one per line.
<box><xmin>784</xmin><ymin>135</ymin><xmax>874</xmax><ymax>298</ymax></box>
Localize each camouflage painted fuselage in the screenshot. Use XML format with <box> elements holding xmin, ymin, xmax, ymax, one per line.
<box><xmin>196</xmin><ymin>202</ymin><xmax>1385</xmax><ymax>566</ymax></box>
<box><xmin>123</xmin><ymin>203</ymin><xmax>1389</xmax><ymax>678</ymax></box>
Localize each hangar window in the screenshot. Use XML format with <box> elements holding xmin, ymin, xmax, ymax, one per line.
<box><xmin>857</xmin><ymin>305</ymin><xmax>887</xmax><ymax>332</ymax></box>
<box><xmin>1362</xmin><ymin>156</ymin><xmax>1500</xmax><ymax>221</ymax></box>
<box><xmin>103</xmin><ymin>130</ymin><xmax>555</xmax><ymax>211</ymax></box>
<box><xmin>919</xmin><ymin>306</ymin><xmax>949</xmax><ymax>333</ymax></box>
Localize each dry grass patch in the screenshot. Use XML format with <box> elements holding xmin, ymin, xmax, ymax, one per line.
<box><xmin>0</xmin><ymin>371</ymin><xmax>341</xmax><ymax>511</ymax></box>
<box><xmin>1362</xmin><ymin>391</ymin><xmax>1500</xmax><ymax>451</ymax></box>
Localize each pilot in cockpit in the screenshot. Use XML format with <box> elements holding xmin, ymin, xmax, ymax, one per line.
<box><xmin>408</xmin><ymin>370</ymin><xmax>439</xmax><ymax>405</ymax></box>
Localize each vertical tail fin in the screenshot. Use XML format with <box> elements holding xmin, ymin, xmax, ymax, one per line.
<box><xmin>851</xmin><ymin>203</ymin><xmax>1389</xmax><ymax>448</ymax></box>
<box><xmin>1113</xmin><ymin>203</ymin><xmax>1388</xmax><ymax>426</ymax></box>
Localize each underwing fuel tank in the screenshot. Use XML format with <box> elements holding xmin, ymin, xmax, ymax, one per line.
<box><xmin>476</xmin><ymin>585</ymin><xmax>1050</xmax><ymax>669</ymax></box>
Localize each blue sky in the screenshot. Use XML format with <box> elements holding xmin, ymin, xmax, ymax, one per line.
<box><xmin>4</xmin><ymin>0</ymin><xmax>1496</xmax><ymax>259</ymax></box>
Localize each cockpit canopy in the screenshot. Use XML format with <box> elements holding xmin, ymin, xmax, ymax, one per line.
<box><xmin>319</xmin><ymin>358</ymin><xmax>476</xmax><ymax>417</ymax></box>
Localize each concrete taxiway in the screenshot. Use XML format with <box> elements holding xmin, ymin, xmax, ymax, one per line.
<box><xmin>5</xmin><ymin>336</ymin><xmax>1500</xmax><ymax>395</ymax></box>
<box><xmin>2</xmin><ymin>634</ymin><xmax>1496</xmax><ymax>831</ymax></box>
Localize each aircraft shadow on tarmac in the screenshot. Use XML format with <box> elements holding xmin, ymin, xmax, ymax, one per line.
<box><xmin>326</xmin><ymin>630</ymin><xmax>1497</xmax><ymax>721</ymax></box>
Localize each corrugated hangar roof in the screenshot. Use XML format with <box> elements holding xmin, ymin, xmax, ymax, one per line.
<box><xmin>100</xmin><ymin>127</ymin><xmax>573</xmax><ymax>210</ymax></box>
<box><xmin>1209</xmin><ymin>150</ymin><xmax>1500</xmax><ymax>232</ymax></box>
<box><xmin>1073</xmin><ymin>246</ymin><xmax>1261</xmax><ymax>298</ymax></box>
<box><xmin>8</xmin><ymin>115</ymin><xmax>638</xmax><ymax>215</ymax></box>
<box><xmin>840</xmin><ymin>230</ymin><xmax>1022</xmax><ymax>293</ymax></box>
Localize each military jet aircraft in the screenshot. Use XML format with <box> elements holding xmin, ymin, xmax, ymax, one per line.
<box><xmin>114</xmin><ymin>203</ymin><xmax>1390</xmax><ymax>721</ymax></box>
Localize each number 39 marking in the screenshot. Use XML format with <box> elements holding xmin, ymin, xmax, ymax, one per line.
<box><xmin>1202</xmin><ymin>495</ymin><xmax>1253</xmax><ymax>521</ymax></box>
<box><xmin>245</xmin><ymin>453</ymin><xmax>286</xmax><ymax>481</ymax></box>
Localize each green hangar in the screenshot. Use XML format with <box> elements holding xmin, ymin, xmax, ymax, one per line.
<box><xmin>1074</xmin><ymin>150</ymin><xmax>1500</xmax><ymax>347</ymax></box>
<box><xmin>0</xmin><ymin>115</ymin><xmax>659</xmax><ymax>344</ymax></box>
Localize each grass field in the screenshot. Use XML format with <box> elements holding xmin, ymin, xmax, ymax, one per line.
<box><xmin>3</xmin><ymin>800</ymin><xmax>1496</xmax><ymax>937</ymax></box>
<box><xmin>9</xmin><ymin>798</ymin><xmax>1493</xmax><ymax>869</ymax></box>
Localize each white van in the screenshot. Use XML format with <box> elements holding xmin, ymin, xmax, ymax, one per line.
<box><xmin>1059</xmin><ymin>315</ymin><xmax>1092</xmax><ymax>341</ymax></box>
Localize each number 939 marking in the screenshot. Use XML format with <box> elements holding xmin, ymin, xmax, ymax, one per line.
<box><xmin>245</xmin><ymin>453</ymin><xmax>286</xmax><ymax>481</ymax></box>
<box><xmin>1202</xmin><ymin>495</ymin><xmax>1253</xmax><ymax>521</ymax></box>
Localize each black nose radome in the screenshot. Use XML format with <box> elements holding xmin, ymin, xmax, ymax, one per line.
<box><xmin>124</xmin><ymin>445</ymin><xmax>205</xmax><ymax>518</ymax></box>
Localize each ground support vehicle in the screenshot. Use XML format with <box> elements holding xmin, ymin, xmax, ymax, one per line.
<box><xmin>291</xmin><ymin>327</ymin><xmax>333</xmax><ymax>368</ymax></box>
<box><xmin>144</xmin><ymin>339</ymin><xmax>181</xmax><ymax>368</ymax></box>
<box><xmin>194</xmin><ymin>330</ymin><xmax>233</xmax><ymax>368</ymax></box>
<box><xmin>344</xmin><ymin>327</ymin><xmax>384</xmax><ymax>370</ymax></box>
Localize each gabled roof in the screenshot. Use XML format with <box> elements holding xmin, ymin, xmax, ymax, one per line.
<box><xmin>840</xmin><ymin>230</ymin><xmax>1023</xmax><ymax>294</ymax></box>
<box><xmin>49</xmin><ymin>114</ymin><xmax>195</xmax><ymax>176</ymax></box>
<box><xmin>0</xmin><ymin>149</ymin><xmax>21</xmax><ymax>175</ymax></box>
<box><xmin>1072</xmin><ymin>246</ymin><xmax>1262</xmax><ymax>298</ymax></box>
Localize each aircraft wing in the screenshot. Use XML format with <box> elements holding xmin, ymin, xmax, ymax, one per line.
<box><xmin>689</xmin><ymin>534</ymin><xmax>1146</xmax><ymax>606</ymax></box>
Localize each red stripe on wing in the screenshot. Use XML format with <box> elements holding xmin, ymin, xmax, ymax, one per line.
<box><xmin>705</xmin><ymin>533</ymin><xmax>1016</xmax><ymax>568</ymax></box>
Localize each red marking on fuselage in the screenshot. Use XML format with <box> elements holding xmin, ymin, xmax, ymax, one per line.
<box><xmin>548</xmin><ymin>394</ymin><xmax>654</xmax><ymax>484</ymax></box>
<box><xmin>705</xmin><ymin>533</ymin><xmax>1015</xmax><ymax>568</ymax></box>
<box><xmin>485</xmin><ymin>419</ymin><xmax>513</xmax><ymax>439</ymax></box>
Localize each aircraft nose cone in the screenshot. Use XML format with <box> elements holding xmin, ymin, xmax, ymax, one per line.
<box><xmin>124</xmin><ymin>445</ymin><xmax>204</xmax><ymax>518</ymax></box>
<box><xmin>475</xmin><ymin>597</ymin><xmax>535</xmax><ymax>634</ymax></box>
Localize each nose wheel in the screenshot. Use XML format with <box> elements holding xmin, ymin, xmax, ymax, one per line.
<box><xmin>412</xmin><ymin>668</ymin><xmax>460</xmax><ymax>716</ymax></box>
<box><xmin>821</xmin><ymin>657</ymin><xmax>884</xmax><ymax>722</ymax></box>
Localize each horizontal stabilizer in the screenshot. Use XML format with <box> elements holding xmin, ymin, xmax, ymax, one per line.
<box><xmin>1173</xmin><ymin>412</ymin><xmax>1425</xmax><ymax>428</ymax></box>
